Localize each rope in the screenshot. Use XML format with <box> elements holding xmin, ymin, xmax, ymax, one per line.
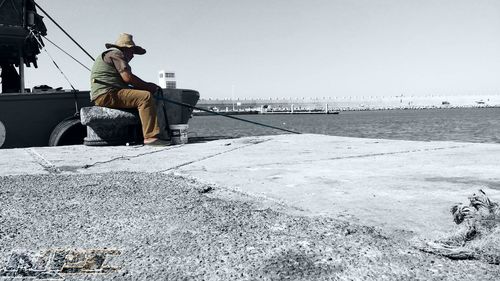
<box><xmin>34</xmin><ymin>2</ymin><xmax>95</xmax><ymax>62</ymax></box>
<box><xmin>43</xmin><ymin>36</ymin><xmax>91</xmax><ymax>71</ymax></box>
<box><xmin>30</xmin><ymin>29</ymin><xmax>76</xmax><ymax>91</ymax></box>
<box><xmin>30</xmin><ymin>28</ymin><xmax>80</xmax><ymax>115</ymax></box>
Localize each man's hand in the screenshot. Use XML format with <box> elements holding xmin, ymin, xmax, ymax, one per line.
<box><xmin>120</xmin><ymin>69</ymin><xmax>160</xmax><ymax>93</ymax></box>
<box><xmin>146</xmin><ymin>82</ymin><xmax>160</xmax><ymax>94</ymax></box>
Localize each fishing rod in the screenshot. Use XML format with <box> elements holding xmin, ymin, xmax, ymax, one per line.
<box><xmin>155</xmin><ymin>94</ymin><xmax>302</xmax><ymax>135</ymax></box>
<box><xmin>92</xmin><ymin>79</ymin><xmax>301</xmax><ymax>135</ymax></box>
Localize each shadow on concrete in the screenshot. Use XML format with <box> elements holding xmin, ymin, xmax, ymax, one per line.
<box><xmin>188</xmin><ymin>136</ymin><xmax>234</xmax><ymax>144</ymax></box>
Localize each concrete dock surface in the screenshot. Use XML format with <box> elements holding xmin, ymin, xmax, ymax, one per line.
<box><xmin>2</xmin><ymin>134</ymin><xmax>499</xmax><ymax>234</ymax></box>
<box><xmin>1</xmin><ymin>134</ymin><xmax>499</xmax><ymax>280</ymax></box>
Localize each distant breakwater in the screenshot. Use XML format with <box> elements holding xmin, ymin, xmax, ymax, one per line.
<box><xmin>197</xmin><ymin>94</ymin><xmax>500</xmax><ymax>112</ymax></box>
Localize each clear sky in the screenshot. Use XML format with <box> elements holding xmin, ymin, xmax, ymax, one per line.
<box><xmin>25</xmin><ymin>0</ymin><xmax>500</xmax><ymax>98</ymax></box>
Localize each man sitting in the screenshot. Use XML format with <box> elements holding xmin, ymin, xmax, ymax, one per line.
<box><xmin>90</xmin><ymin>33</ymin><xmax>166</xmax><ymax>145</ymax></box>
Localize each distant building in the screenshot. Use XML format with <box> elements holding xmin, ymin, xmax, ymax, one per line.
<box><xmin>158</xmin><ymin>70</ymin><xmax>176</xmax><ymax>89</ymax></box>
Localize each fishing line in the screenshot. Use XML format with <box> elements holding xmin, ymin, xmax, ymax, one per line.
<box><xmin>154</xmin><ymin>93</ymin><xmax>302</xmax><ymax>135</ymax></box>
<box><xmin>92</xmin><ymin>78</ymin><xmax>302</xmax><ymax>134</ymax></box>
<box><xmin>29</xmin><ymin>37</ymin><xmax>302</xmax><ymax>133</ymax></box>
<box><xmin>31</xmin><ymin>2</ymin><xmax>301</xmax><ymax>134</ymax></box>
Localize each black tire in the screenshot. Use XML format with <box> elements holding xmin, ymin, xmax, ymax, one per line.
<box><xmin>48</xmin><ymin>118</ymin><xmax>86</xmax><ymax>146</ymax></box>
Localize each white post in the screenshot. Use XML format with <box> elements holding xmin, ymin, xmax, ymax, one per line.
<box><xmin>231</xmin><ymin>84</ymin><xmax>235</xmax><ymax>111</ymax></box>
<box><xmin>158</xmin><ymin>70</ymin><xmax>166</xmax><ymax>88</ymax></box>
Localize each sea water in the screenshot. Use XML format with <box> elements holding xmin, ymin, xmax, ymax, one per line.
<box><xmin>188</xmin><ymin>107</ymin><xmax>500</xmax><ymax>144</ymax></box>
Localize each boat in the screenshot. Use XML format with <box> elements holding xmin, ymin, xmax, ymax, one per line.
<box><xmin>261</xmin><ymin>109</ymin><xmax>339</xmax><ymax>115</ymax></box>
<box><xmin>192</xmin><ymin>110</ymin><xmax>260</xmax><ymax>116</ymax></box>
<box><xmin>0</xmin><ymin>0</ymin><xmax>199</xmax><ymax>149</ymax></box>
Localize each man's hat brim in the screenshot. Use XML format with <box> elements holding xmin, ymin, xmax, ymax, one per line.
<box><xmin>105</xmin><ymin>43</ymin><xmax>146</xmax><ymax>55</ymax></box>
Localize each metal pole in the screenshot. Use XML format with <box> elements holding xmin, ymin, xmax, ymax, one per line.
<box><xmin>19</xmin><ymin>56</ymin><xmax>25</xmax><ymax>93</ymax></box>
<box><xmin>231</xmin><ymin>84</ymin><xmax>235</xmax><ymax>111</ymax></box>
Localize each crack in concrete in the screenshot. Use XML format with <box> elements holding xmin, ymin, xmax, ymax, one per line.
<box><xmin>82</xmin><ymin>146</ymin><xmax>178</xmax><ymax>169</ymax></box>
<box><xmin>24</xmin><ymin>148</ymin><xmax>61</xmax><ymax>174</ymax></box>
<box><xmin>21</xmin><ymin>138</ymin><xmax>271</xmax><ymax>174</ymax></box>
<box><xmin>58</xmin><ymin>138</ymin><xmax>270</xmax><ymax>172</ymax></box>
<box><xmin>161</xmin><ymin>138</ymin><xmax>272</xmax><ymax>172</ymax></box>
<box><xmin>321</xmin><ymin>144</ymin><xmax>468</xmax><ymax>161</ymax></box>
<box><xmin>254</xmin><ymin>144</ymin><xmax>469</xmax><ymax>167</ymax></box>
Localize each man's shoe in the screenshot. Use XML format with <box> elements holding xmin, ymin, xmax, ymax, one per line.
<box><xmin>145</xmin><ymin>139</ymin><xmax>171</xmax><ymax>146</ymax></box>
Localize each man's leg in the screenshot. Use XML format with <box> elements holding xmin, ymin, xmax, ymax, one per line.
<box><xmin>94</xmin><ymin>89</ymin><xmax>160</xmax><ymax>140</ymax></box>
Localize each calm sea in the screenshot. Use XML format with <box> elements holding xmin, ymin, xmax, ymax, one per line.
<box><xmin>187</xmin><ymin>107</ymin><xmax>500</xmax><ymax>144</ymax></box>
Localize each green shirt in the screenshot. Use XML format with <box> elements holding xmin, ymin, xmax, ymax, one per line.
<box><xmin>89</xmin><ymin>48</ymin><xmax>130</xmax><ymax>101</ymax></box>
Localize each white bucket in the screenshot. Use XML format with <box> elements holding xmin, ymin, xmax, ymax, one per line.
<box><xmin>169</xmin><ymin>124</ymin><xmax>188</xmax><ymax>145</ymax></box>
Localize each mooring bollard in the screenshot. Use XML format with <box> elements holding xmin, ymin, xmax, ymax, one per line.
<box><xmin>80</xmin><ymin>106</ymin><xmax>140</xmax><ymax>146</ymax></box>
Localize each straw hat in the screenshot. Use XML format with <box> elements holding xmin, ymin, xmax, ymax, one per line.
<box><xmin>105</xmin><ymin>33</ymin><xmax>146</xmax><ymax>55</ymax></box>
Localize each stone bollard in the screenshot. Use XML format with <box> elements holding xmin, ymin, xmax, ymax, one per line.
<box><xmin>80</xmin><ymin>106</ymin><xmax>140</xmax><ymax>146</ymax></box>
<box><xmin>79</xmin><ymin>89</ymin><xmax>199</xmax><ymax>146</ymax></box>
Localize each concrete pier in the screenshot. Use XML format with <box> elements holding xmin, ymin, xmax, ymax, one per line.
<box><xmin>1</xmin><ymin>134</ymin><xmax>499</xmax><ymax>279</ymax></box>
<box><xmin>1</xmin><ymin>134</ymin><xmax>498</xmax><ymax>235</ymax></box>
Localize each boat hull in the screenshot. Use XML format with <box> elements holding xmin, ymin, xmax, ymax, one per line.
<box><xmin>0</xmin><ymin>89</ymin><xmax>199</xmax><ymax>148</ymax></box>
<box><xmin>0</xmin><ymin>90</ymin><xmax>91</xmax><ymax>148</ymax></box>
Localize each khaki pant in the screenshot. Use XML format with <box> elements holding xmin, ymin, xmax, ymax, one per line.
<box><xmin>94</xmin><ymin>89</ymin><xmax>160</xmax><ymax>139</ymax></box>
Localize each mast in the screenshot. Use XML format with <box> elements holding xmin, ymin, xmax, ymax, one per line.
<box><xmin>0</xmin><ymin>0</ymin><xmax>46</xmax><ymax>93</ymax></box>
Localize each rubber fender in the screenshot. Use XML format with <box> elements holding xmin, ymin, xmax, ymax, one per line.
<box><xmin>48</xmin><ymin>117</ymin><xmax>86</xmax><ymax>146</ymax></box>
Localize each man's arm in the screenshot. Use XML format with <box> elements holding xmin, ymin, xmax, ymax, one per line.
<box><xmin>120</xmin><ymin>70</ymin><xmax>159</xmax><ymax>93</ymax></box>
